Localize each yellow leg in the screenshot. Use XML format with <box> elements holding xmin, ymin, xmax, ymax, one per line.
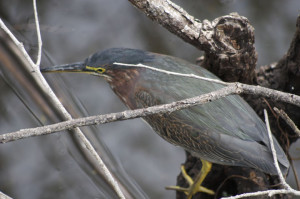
<box><xmin>166</xmin><ymin>160</ymin><xmax>214</xmax><ymax>199</ymax></box>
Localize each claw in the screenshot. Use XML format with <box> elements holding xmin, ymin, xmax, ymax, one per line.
<box><xmin>166</xmin><ymin>160</ymin><xmax>215</xmax><ymax>199</ymax></box>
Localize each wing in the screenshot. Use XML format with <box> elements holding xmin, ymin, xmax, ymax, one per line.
<box><xmin>133</xmin><ymin>54</ymin><xmax>289</xmax><ymax>174</ymax></box>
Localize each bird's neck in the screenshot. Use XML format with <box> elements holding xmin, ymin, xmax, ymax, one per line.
<box><xmin>106</xmin><ymin>68</ymin><xmax>141</xmax><ymax>109</ymax></box>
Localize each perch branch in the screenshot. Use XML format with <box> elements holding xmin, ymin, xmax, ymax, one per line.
<box><xmin>1</xmin><ymin>81</ymin><xmax>299</xmax><ymax>143</ymax></box>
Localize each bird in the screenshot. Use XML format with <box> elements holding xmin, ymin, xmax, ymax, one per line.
<box><xmin>41</xmin><ymin>48</ymin><xmax>289</xmax><ymax>198</ymax></box>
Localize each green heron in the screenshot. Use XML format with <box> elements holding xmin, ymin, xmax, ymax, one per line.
<box><xmin>42</xmin><ymin>48</ymin><xmax>289</xmax><ymax>198</ymax></box>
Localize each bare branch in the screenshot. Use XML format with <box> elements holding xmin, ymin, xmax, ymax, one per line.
<box><xmin>114</xmin><ymin>62</ymin><xmax>227</xmax><ymax>85</ymax></box>
<box><xmin>128</xmin><ymin>0</ymin><xmax>257</xmax><ymax>83</ymax></box>
<box><xmin>128</xmin><ymin>0</ymin><xmax>253</xmax><ymax>52</ymax></box>
<box><xmin>128</xmin><ymin>0</ymin><xmax>246</xmax><ymax>53</ymax></box>
<box><xmin>128</xmin><ymin>0</ymin><xmax>205</xmax><ymax>50</ymax></box>
<box><xmin>238</xmin><ymin>83</ymin><xmax>300</xmax><ymax>107</ymax></box>
<box><xmin>264</xmin><ymin>109</ymin><xmax>291</xmax><ymax>189</ymax></box>
<box><xmin>274</xmin><ymin>107</ymin><xmax>300</xmax><ymax>136</ymax></box>
<box><xmin>33</xmin><ymin>0</ymin><xmax>42</xmax><ymax>66</ymax></box>
<box><xmin>1</xmin><ymin>82</ymin><xmax>299</xmax><ymax>144</ymax></box>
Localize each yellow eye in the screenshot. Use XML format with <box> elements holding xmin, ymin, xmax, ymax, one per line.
<box><xmin>86</xmin><ymin>66</ymin><xmax>106</xmax><ymax>74</ymax></box>
<box><xmin>96</xmin><ymin>68</ymin><xmax>106</xmax><ymax>73</ymax></box>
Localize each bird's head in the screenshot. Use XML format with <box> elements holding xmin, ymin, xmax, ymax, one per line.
<box><xmin>41</xmin><ymin>48</ymin><xmax>153</xmax><ymax>78</ymax></box>
<box><xmin>40</xmin><ymin>61</ymin><xmax>109</xmax><ymax>77</ymax></box>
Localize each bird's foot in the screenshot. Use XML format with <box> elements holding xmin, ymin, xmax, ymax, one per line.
<box><xmin>166</xmin><ymin>165</ymin><xmax>214</xmax><ymax>199</ymax></box>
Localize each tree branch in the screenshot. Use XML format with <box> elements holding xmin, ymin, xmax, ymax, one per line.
<box><xmin>128</xmin><ymin>0</ymin><xmax>257</xmax><ymax>83</ymax></box>
<box><xmin>128</xmin><ymin>0</ymin><xmax>246</xmax><ymax>53</ymax></box>
<box><xmin>129</xmin><ymin>0</ymin><xmax>204</xmax><ymax>49</ymax></box>
<box><xmin>1</xmin><ymin>82</ymin><xmax>299</xmax><ymax>144</ymax></box>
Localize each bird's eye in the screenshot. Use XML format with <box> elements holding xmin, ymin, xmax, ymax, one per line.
<box><xmin>96</xmin><ymin>68</ymin><xmax>106</xmax><ymax>73</ymax></box>
<box><xmin>85</xmin><ymin>66</ymin><xmax>106</xmax><ymax>73</ymax></box>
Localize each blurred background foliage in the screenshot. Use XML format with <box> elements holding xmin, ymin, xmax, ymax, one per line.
<box><xmin>0</xmin><ymin>0</ymin><xmax>299</xmax><ymax>198</ymax></box>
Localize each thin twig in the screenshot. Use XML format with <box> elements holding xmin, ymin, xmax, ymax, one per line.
<box><xmin>114</xmin><ymin>62</ymin><xmax>227</xmax><ymax>85</ymax></box>
<box><xmin>33</xmin><ymin>0</ymin><xmax>42</xmax><ymax>66</ymax></box>
<box><xmin>274</xmin><ymin>107</ymin><xmax>300</xmax><ymax>136</ymax></box>
<box><xmin>264</xmin><ymin>109</ymin><xmax>291</xmax><ymax>189</ymax></box>
<box><xmin>0</xmin><ymin>11</ymin><xmax>125</xmax><ymax>199</ymax></box>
